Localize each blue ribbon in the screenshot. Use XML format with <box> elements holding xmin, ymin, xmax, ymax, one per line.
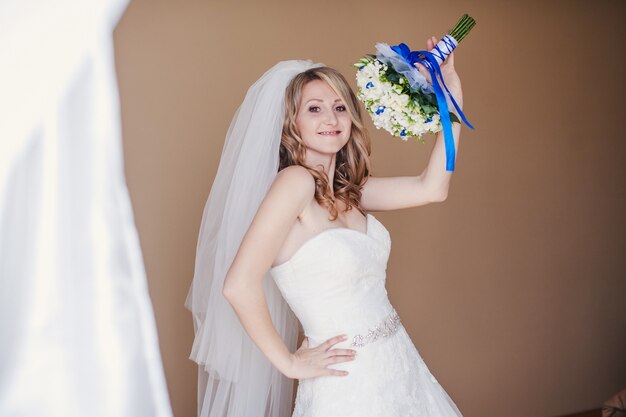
<box><xmin>391</xmin><ymin>42</ymin><xmax>473</xmax><ymax>171</ymax></box>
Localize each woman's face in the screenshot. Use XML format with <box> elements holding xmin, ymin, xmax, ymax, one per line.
<box><xmin>295</xmin><ymin>79</ymin><xmax>352</xmax><ymax>161</ymax></box>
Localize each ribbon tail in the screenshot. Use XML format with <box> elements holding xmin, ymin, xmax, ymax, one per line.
<box><xmin>435</xmin><ymin>67</ymin><xmax>474</xmax><ymax>129</ymax></box>
<box><xmin>424</xmin><ymin>61</ymin><xmax>455</xmax><ymax>172</ymax></box>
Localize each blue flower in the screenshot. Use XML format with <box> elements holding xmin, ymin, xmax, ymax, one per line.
<box><xmin>366</xmin><ymin>82</ymin><xmax>374</xmax><ymax>89</ymax></box>
<box><xmin>375</xmin><ymin>106</ymin><xmax>385</xmax><ymax>115</ymax></box>
<box><xmin>400</xmin><ymin>129</ymin><xmax>407</xmax><ymax>136</ymax></box>
<box><xmin>426</xmin><ymin>117</ymin><xmax>432</xmax><ymax>123</ymax></box>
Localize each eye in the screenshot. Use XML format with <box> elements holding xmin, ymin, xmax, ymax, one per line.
<box><xmin>335</xmin><ymin>105</ymin><xmax>347</xmax><ymax>112</ymax></box>
<box><xmin>308</xmin><ymin>106</ymin><xmax>321</xmax><ymax>112</ymax></box>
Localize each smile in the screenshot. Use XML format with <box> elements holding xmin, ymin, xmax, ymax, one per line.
<box><xmin>317</xmin><ymin>131</ymin><xmax>341</xmax><ymax>135</ymax></box>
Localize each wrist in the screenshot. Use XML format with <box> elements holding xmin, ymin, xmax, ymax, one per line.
<box><xmin>277</xmin><ymin>353</ymin><xmax>296</xmax><ymax>379</ymax></box>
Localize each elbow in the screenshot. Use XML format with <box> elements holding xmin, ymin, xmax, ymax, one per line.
<box><xmin>429</xmin><ymin>189</ymin><xmax>448</xmax><ymax>203</ymax></box>
<box><xmin>222</xmin><ymin>276</ymin><xmax>238</xmax><ymax>304</ymax></box>
<box><xmin>222</xmin><ymin>267</ymin><xmax>266</xmax><ymax>305</ymax></box>
<box><xmin>222</xmin><ymin>272</ymin><xmax>257</xmax><ymax>305</ymax></box>
<box><xmin>420</xmin><ymin>176</ymin><xmax>450</xmax><ymax>203</ymax></box>
<box><xmin>222</xmin><ymin>286</ymin><xmax>234</xmax><ymax>304</ymax></box>
<box><xmin>434</xmin><ymin>192</ymin><xmax>448</xmax><ymax>203</ymax></box>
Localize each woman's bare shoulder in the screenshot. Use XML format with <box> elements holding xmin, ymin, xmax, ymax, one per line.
<box><xmin>274</xmin><ymin>165</ymin><xmax>315</xmax><ymax>193</ymax></box>
<box><xmin>262</xmin><ymin>165</ymin><xmax>314</xmax><ymax>213</ymax></box>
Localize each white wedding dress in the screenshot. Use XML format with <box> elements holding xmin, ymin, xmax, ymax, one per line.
<box><xmin>270</xmin><ymin>213</ymin><xmax>463</xmax><ymax>417</ymax></box>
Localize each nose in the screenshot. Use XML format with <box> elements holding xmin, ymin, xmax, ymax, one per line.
<box><xmin>323</xmin><ymin>109</ymin><xmax>338</xmax><ymax>126</ymax></box>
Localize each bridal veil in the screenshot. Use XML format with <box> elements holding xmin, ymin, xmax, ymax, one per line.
<box><xmin>185</xmin><ymin>60</ymin><xmax>322</xmax><ymax>417</ymax></box>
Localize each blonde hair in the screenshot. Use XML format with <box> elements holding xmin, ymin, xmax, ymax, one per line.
<box><xmin>279</xmin><ymin>67</ymin><xmax>372</xmax><ymax>220</ymax></box>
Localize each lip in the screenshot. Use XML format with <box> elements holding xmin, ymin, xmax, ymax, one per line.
<box><xmin>317</xmin><ymin>130</ymin><xmax>342</xmax><ymax>135</ymax></box>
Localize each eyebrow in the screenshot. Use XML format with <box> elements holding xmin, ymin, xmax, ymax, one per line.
<box><xmin>304</xmin><ymin>98</ymin><xmax>344</xmax><ymax>105</ymax></box>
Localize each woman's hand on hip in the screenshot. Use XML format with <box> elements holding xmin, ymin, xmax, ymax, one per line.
<box><xmin>285</xmin><ymin>334</ymin><xmax>356</xmax><ymax>379</ymax></box>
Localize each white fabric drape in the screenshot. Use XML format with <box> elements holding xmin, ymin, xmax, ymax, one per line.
<box><xmin>0</xmin><ymin>1</ymin><xmax>173</xmax><ymax>416</ymax></box>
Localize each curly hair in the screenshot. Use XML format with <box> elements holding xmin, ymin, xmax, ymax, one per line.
<box><xmin>279</xmin><ymin>67</ymin><xmax>372</xmax><ymax>220</ymax></box>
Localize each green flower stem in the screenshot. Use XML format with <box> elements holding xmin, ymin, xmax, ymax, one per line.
<box><xmin>448</xmin><ymin>14</ymin><xmax>476</xmax><ymax>43</ymax></box>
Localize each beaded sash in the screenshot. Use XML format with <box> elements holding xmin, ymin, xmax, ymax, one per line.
<box><xmin>350</xmin><ymin>308</ymin><xmax>402</xmax><ymax>348</ymax></box>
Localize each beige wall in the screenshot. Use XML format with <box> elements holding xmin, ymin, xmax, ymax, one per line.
<box><xmin>113</xmin><ymin>1</ymin><xmax>626</xmax><ymax>416</ymax></box>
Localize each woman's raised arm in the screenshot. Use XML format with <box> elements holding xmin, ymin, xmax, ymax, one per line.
<box><xmin>360</xmin><ymin>36</ymin><xmax>464</xmax><ymax>212</ymax></box>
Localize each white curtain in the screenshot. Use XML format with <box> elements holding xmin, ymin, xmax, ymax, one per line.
<box><xmin>0</xmin><ymin>1</ymin><xmax>173</xmax><ymax>416</ymax></box>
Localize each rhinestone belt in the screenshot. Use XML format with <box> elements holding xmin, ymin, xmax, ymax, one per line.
<box><xmin>350</xmin><ymin>308</ymin><xmax>402</xmax><ymax>348</ymax></box>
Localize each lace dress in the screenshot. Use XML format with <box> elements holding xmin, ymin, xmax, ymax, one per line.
<box><xmin>270</xmin><ymin>213</ymin><xmax>463</xmax><ymax>417</ymax></box>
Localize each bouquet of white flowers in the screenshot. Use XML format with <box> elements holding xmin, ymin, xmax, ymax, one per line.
<box><xmin>355</xmin><ymin>14</ymin><xmax>476</xmax><ymax>171</ymax></box>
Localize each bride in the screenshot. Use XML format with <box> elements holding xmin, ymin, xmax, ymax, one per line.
<box><xmin>187</xmin><ymin>36</ymin><xmax>464</xmax><ymax>417</ymax></box>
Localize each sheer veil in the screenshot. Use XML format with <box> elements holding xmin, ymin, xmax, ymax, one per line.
<box><xmin>185</xmin><ymin>60</ymin><xmax>323</xmax><ymax>417</ymax></box>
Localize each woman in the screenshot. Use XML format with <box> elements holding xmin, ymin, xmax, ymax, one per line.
<box><xmin>187</xmin><ymin>37</ymin><xmax>464</xmax><ymax>417</ymax></box>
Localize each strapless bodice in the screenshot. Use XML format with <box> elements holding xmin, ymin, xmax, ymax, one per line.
<box><xmin>270</xmin><ymin>213</ymin><xmax>394</xmax><ymax>346</ymax></box>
